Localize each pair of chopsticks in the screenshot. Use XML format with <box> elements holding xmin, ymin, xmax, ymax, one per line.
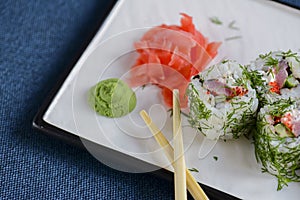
<box><xmin>140</xmin><ymin>89</ymin><xmax>209</xmax><ymax>200</ymax></box>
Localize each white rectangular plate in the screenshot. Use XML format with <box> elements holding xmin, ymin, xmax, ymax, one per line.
<box><xmin>43</xmin><ymin>0</ymin><xmax>300</xmax><ymax>199</ymax></box>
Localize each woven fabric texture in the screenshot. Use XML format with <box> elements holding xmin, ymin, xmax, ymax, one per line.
<box><xmin>0</xmin><ymin>1</ymin><xmax>174</xmax><ymax>199</ymax></box>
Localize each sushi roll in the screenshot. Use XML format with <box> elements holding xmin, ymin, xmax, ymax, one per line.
<box><xmin>187</xmin><ymin>60</ymin><xmax>259</xmax><ymax>140</ymax></box>
<box><xmin>248</xmin><ymin>50</ymin><xmax>300</xmax><ymax>106</ymax></box>
<box><xmin>254</xmin><ymin>99</ymin><xmax>300</xmax><ymax>190</ymax></box>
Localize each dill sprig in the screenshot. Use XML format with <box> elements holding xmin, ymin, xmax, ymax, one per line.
<box><xmin>254</xmin><ymin>100</ymin><xmax>300</xmax><ymax>190</ymax></box>
<box><xmin>259</xmin><ymin>51</ymin><xmax>279</xmax><ymax>73</ymax></box>
<box><xmin>277</xmin><ymin>49</ymin><xmax>300</xmax><ymax>62</ymax></box>
<box><xmin>223</xmin><ymin>98</ymin><xmax>257</xmax><ymax>139</ymax></box>
<box><xmin>221</xmin><ymin>59</ymin><xmax>229</xmax><ymax>64</ymax></box>
<box><xmin>268</xmin><ymin>98</ymin><xmax>295</xmax><ymax>117</ymax></box>
<box><xmin>259</xmin><ymin>50</ymin><xmax>298</xmax><ymax>64</ymax></box>
<box><xmin>225</xmin><ymin>35</ymin><xmax>242</xmax><ymax>41</ymax></box>
<box><xmin>188</xmin><ymin>168</ymin><xmax>199</xmax><ymax>172</ymax></box>
<box><xmin>259</xmin><ymin>51</ymin><xmax>272</xmax><ymax>59</ymax></box>
<box><xmin>167</xmin><ymin>108</ymin><xmax>189</xmax><ymax>118</ymax></box>
<box><xmin>265</xmin><ymin>56</ymin><xmax>279</xmax><ymax>67</ymax></box>
<box><xmin>277</xmin><ymin>49</ymin><xmax>297</xmax><ymax>58</ymax></box>
<box><xmin>187</xmin><ymin>83</ymin><xmax>212</xmax><ymax>132</ymax></box>
<box><xmin>209</xmin><ymin>16</ymin><xmax>222</xmax><ymax>25</ymax></box>
<box><xmin>224</xmin><ymin>67</ymin><xmax>258</xmax><ymax>138</ymax></box>
<box><xmin>238</xmin><ymin>65</ymin><xmax>267</xmax><ymax>104</ymax></box>
<box><xmin>228</xmin><ymin>20</ymin><xmax>239</xmax><ymax>30</ymax></box>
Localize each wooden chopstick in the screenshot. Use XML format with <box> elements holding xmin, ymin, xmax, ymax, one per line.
<box><xmin>173</xmin><ymin>89</ymin><xmax>187</xmax><ymax>200</ymax></box>
<box><xmin>139</xmin><ymin>110</ymin><xmax>209</xmax><ymax>200</ymax></box>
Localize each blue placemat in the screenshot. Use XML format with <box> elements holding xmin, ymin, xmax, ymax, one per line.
<box><xmin>1</xmin><ymin>0</ymin><xmax>299</xmax><ymax>199</ymax></box>
<box><xmin>0</xmin><ymin>1</ymin><xmax>174</xmax><ymax>199</ymax></box>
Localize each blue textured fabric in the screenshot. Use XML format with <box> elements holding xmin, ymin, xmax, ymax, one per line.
<box><xmin>1</xmin><ymin>1</ymin><xmax>299</xmax><ymax>200</ymax></box>
<box><xmin>277</xmin><ymin>0</ymin><xmax>300</xmax><ymax>8</ymax></box>
<box><xmin>0</xmin><ymin>1</ymin><xmax>174</xmax><ymax>199</ymax></box>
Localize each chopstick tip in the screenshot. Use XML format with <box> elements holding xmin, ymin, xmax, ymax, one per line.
<box><xmin>139</xmin><ymin>110</ymin><xmax>151</xmax><ymax>124</ymax></box>
<box><xmin>139</xmin><ymin>110</ymin><xmax>146</xmax><ymax>116</ymax></box>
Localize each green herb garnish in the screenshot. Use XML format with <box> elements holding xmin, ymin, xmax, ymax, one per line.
<box><xmin>168</xmin><ymin>108</ymin><xmax>190</xmax><ymax>118</ymax></box>
<box><xmin>277</xmin><ymin>49</ymin><xmax>297</xmax><ymax>58</ymax></box>
<box><xmin>181</xmin><ymin>111</ymin><xmax>189</xmax><ymax>118</ymax></box>
<box><xmin>209</xmin><ymin>16</ymin><xmax>222</xmax><ymax>25</ymax></box>
<box><xmin>213</xmin><ymin>156</ymin><xmax>218</xmax><ymax>161</ymax></box>
<box><xmin>277</xmin><ymin>49</ymin><xmax>300</xmax><ymax>62</ymax></box>
<box><xmin>268</xmin><ymin>98</ymin><xmax>294</xmax><ymax>117</ymax></box>
<box><xmin>239</xmin><ymin>65</ymin><xmax>266</xmax><ymax>104</ymax></box>
<box><xmin>189</xmin><ymin>168</ymin><xmax>199</xmax><ymax>172</ymax></box>
<box><xmin>254</xmin><ymin>100</ymin><xmax>300</xmax><ymax>190</ymax></box>
<box><xmin>265</xmin><ymin>56</ymin><xmax>279</xmax><ymax>67</ymax></box>
<box><xmin>188</xmin><ymin>84</ymin><xmax>211</xmax><ymax>119</ymax></box>
<box><xmin>223</xmin><ymin>98</ymin><xmax>257</xmax><ymax>139</ymax></box>
<box><xmin>228</xmin><ymin>20</ymin><xmax>239</xmax><ymax>30</ymax></box>
<box><xmin>168</xmin><ymin>108</ymin><xmax>173</xmax><ymax>117</ymax></box>
<box><xmin>141</xmin><ymin>84</ymin><xmax>147</xmax><ymax>90</ymax></box>
<box><xmin>221</xmin><ymin>59</ymin><xmax>229</xmax><ymax>64</ymax></box>
<box><xmin>259</xmin><ymin>51</ymin><xmax>272</xmax><ymax>59</ymax></box>
<box><xmin>187</xmin><ymin>84</ymin><xmax>212</xmax><ymax>132</ymax></box>
<box><xmin>225</xmin><ymin>36</ymin><xmax>242</xmax><ymax>41</ymax></box>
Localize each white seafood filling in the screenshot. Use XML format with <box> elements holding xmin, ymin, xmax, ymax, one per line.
<box><xmin>188</xmin><ymin>61</ymin><xmax>258</xmax><ymax>140</ymax></box>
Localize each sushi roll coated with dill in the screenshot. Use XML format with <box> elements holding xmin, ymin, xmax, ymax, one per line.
<box><xmin>254</xmin><ymin>99</ymin><xmax>300</xmax><ymax>190</ymax></box>
<box><xmin>247</xmin><ymin>50</ymin><xmax>300</xmax><ymax>106</ymax></box>
<box><xmin>187</xmin><ymin>60</ymin><xmax>259</xmax><ymax>140</ymax></box>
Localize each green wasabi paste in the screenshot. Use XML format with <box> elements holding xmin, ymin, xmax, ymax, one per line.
<box><xmin>88</xmin><ymin>78</ymin><xmax>136</xmax><ymax>118</ymax></box>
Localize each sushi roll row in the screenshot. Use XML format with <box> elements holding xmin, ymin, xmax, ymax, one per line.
<box><xmin>187</xmin><ymin>50</ymin><xmax>300</xmax><ymax>189</ymax></box>
<box><xmin>250</xmin><ymin>50</ymin><xmax>300</xmax><ymax>190</ymax></box>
